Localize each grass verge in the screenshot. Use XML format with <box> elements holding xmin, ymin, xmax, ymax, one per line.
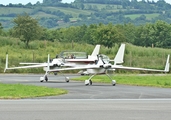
<box><xmin>72</xmin><ymin>74</ymin><xmax>171</xmax><ymax>88</ymax></box>
<box><xmin>0</xmin><ymin>83</ymin><xmax>67</xmax><ymax>99</ymax></box>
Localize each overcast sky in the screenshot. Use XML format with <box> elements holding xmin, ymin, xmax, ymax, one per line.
<box><xmin>0</xmin><ymin>0</ymin><xmax>171</xmax><ymax>5</ymax></box>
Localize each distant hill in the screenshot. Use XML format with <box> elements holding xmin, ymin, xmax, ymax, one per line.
<box><xmin>0</xmin><ymin>0</ymin><xmax>171</xmax><ymax>29</ymax></box>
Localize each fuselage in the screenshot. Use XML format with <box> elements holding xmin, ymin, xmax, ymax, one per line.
<box><xmin>43</xmin><ymin>52</ymin><xmax>111</xmax><ymax>75</ymax></box>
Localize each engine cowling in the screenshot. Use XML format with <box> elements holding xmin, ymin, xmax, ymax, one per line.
<box><xmin>103</xmin><ymin>63</ymin><xmax>112</xmax><ymax>68</ymax></box>
<box><xmin>52</xmin><ymin>59</ymin><xmax>64</xmax><ymax>67</ymax></box>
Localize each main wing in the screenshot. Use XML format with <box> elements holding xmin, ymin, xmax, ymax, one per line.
<box><xmin>4</xmin><ymin>54</ymin><xmax>53</xmax><ymax>72</ymax></box>
<box><xmin>19</xmin><ymin>63</ymin><xmax>43</xmax><ymax>65</ymax></box>
<box><xmin>48</xmin><ymin>65</ymin><xmax>100</xmax><ymax>72</ymax></box>
<box><xmin>48</xmin><ymin>54</ymin><xmax>170</xmax><ymax>73</ymax></box>
<box><xmin>111</xmin><ymin>54</ymin><xmax>170</xmax><ymax>73</ymax></box>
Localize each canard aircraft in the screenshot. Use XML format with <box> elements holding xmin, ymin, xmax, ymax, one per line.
<box><xmin>36</xmin><ymin>43</ymin><xmax>170</xmax><ymax>86</ymax></box>
<box><xmin>4</xmin><ymin>43</ymin><xmax>170</xmax><ymax>86</ymax></box>
<box><xmin>4</xmin><ymin>45</ymin><xmax>101</xmax><ymax>82</ymax></box>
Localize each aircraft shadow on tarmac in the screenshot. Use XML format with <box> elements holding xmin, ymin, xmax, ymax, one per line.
<box><xmin>40</xmin><ymin>80</ymin><xmax>113</xmax><ymax>87</ymax></box>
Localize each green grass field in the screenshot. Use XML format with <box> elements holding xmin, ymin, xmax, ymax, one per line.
<box><xmin>44</xmin><ymin>7</ymin><xmax>92</xmax><ymax>17</ymax></box>
<box><xmin>125</xmin><ymin>13</ymin><xmax>159</xmax><ymax>20</ymax></box>
<box><xmin>83</xmin><ymin>3</ymin><xmax>122</xmax><ymax>10</ymax></box>
<box><xmin>72</xmin><ymin>74</ymin><xmax>171</xmax><ymax>88</ymax></box>
<box><xmin>32</xmin><ymin>11</ymin><xmax>57</xmax><ymax>18</ymax></box>
<box><xmin>0</xmin><ymin>83</ymin><xmax>67</xmax><ymax>99</ymax></box>
<box><xmin>0</xmin><ymin>7</ymin><xmax>33</xmax><ymax>15</ymax></box>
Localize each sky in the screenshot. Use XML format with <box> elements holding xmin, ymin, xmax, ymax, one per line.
<box><xmin>0</xmin><ymin>0</ymin><xmax>171</xmax><ymax>5</ymax></box>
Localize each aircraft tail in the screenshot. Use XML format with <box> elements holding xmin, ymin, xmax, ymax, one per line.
<box><xmin>164</xmin><ymin>54</ymin><xmax>170</xmax><ymax>72</ymax></box>
<box><xmin>91</xmin><ymin>44</ymin><xmax>100</xmax><ymax>56</ymax></box>
<box><xmin>114</xmin><ymin>43</ymin><xmax>125</xmax><ymax>65</ymax></box>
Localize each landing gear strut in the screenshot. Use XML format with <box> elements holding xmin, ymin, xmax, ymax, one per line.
<box><xmin>84</xmin><ymin>74</ymin><xmax>116</xmax><ymax>86</ymax></box>
<box><xmin>84</xmin><ymin>75</ymin><xmax>95</xmax><ymax>86</ymax></box>
<box><xmin>106</xmin><ymin>74</ymin><xmax>116</xmax><ymax>86</ymax></box>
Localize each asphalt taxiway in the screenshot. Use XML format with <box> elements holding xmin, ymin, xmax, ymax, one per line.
<box><xmin>0</xmin><ymin>99</ymin><xmax>171</xmax><ymax>120</ymax></box>
<box><xmin>0</xmin><ymin>74</ymin><xmax>171</xmax><ymax>99</ymax></box>
<box><xmin>0</xmin><ymin>74</ymin><xmax>171</xmax><ymax>120</ymax></box>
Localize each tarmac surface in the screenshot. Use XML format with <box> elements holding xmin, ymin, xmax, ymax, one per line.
<box><xmin>0</xmin><ymin>74</ymin><xmax>171</xmax><ymax>120</ymax></box>
<box><xmin>0</xmin><ymin>74</ymin><xmax>171</xmax><ymax>99</ymax></box>
<box><xmin>0</xmin><ymin>99</ymin><xmax>171</xmax><ymax>120</ymax></box>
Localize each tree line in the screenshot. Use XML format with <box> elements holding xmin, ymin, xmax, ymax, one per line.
<box><xmin>1</xmin><ymin>0</ymin><xmax>171</xmax><ymax>29</ymax></box>
<box><xmin>0</xmin><ymin>13</ymin><xmax>171</xmax><ymax>49</ymax></box>
<box><xmin>1</xmin><ymin>0</ymin><xmax>170</xmax><ymax>10</ymax></box>
<box><xmin>40</xmin><ymin>20</ymin><xmax>171</xmax><ymax>48</ymax></box>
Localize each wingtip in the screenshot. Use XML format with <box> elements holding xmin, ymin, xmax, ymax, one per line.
<box><xmin>4</xmin><ymin>54</ymin><xmax>8</xmax><ymax>73</ymax></box>
<box><xmin>164</xmin><ymin>54</ymin><xmax>170</xmax><ymax>72</ymax></box>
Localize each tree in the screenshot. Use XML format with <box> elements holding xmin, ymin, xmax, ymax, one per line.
<box><xmin>153</xmin><ymin>20</ymin><xmax>171</xmax><ymax>48</ymax></box>
<box><xmin>83</xmin><ymin>24</ymin><xmax>98</xmax><ymax>45</ymax></box>
<box><xmin>92</xmin><ymin>23</ymin><xmax>125</xmax><ymax>48</ymax></box>
<box><xmin>0</xmin><ymin>22</ymin><xmax>3</xmax><ymax>35</ymax></box>
<box><xmin>12</xmin><ymin>13</ymin><xmax>43</xmax><ymax>48</ymax></box>
<box><xmin>63</xmin><ymin>15</ymin><xmax>70</xmax><ymax>23</ymax></box>
<box><xmin>43</xmin><ymin>0</ymin><xmax>62</xmax><ymax>5</ymax></box>
<box><xmin>134</xmin><ymin>23</ymin><xmax>154</xmax><ymax>47</ymax></box>
<box><xmin>117</xmin><ymin>23</ymin><xmax>136</xmax><ymax>44</ymax></box>
<box><xmin>134</xmin><ymin>20</ymin><xmax>171</xmax><ymax>48</ymax></box>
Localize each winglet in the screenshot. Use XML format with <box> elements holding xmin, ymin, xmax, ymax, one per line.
<box><xmin>4</xmin><ymin>54</ymin><xmax>8</xmax><ymax>72</ymax></box>
<box><xmin>164</xmin><ymin>54</ymin><xmax>170</xmax><ymax>72</ymax></box>
<box><xmin>114</xmin><ymin>43</ymin><xmax>125</xmax><ymax>65</ymax></box>
<box><xmin>47</xmin><ymin>54</ymin><xmax>50</xmax><ymax>71</ymax></box>
<box><xmin>91</xmin><ymin>44</ymin><xmax>100</xmax><ymax>56</ymax></box>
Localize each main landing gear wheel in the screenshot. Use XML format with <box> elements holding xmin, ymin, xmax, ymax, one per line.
<box><xmin>112</xmin><ymin>80</ymin><xmax>116</xmax><ymax>86</ymax></box>
<box><xmin>89</xmin><ymin>80</ymin><xmax>92</xmax><ymax>85</ymax></box>
<box><xmin>39</xmin><ymin>76</ymin><xmax>48</xmax><ymax>82</ymax></box>
<box><xmin>45</xmin><ymin>75</ymin><xmax>48</xmax><ymax>82</ymax></box>
<box><xmin>40</xmin><ymin>80</ymin><xmax>44</xmax><ymax>82</ymax></box>
<box><xmin>65</xmin><ymin>77</ymin><xmax>70</xmax><ymax>83</ymax></box>
<box><xmin>40</xmin><ymin>77</ymin><xmax>44</xmax><ymax>82</ymax></box>
<box><xmin>54</xmin><ymin>72</ymin><xmax>57</xmax><ymax>75</ymax></box>
<box><xmin>85</xmin><ymin>80</ymin><xmax>92</xmax><ymax>86</ymax></box>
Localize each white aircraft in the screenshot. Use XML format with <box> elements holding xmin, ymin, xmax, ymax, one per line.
<box><xmin>4</xmin><ymin>45</ymin><xmax>101</xmax><ymax>82</ymax></box>
<box><xmin>46</xmin><ymin>43</ymin><xmax>170</xmax><ymax>86</ymax></box>
<box><xmin>4</xmin><ymin>43</ymin><xmax>170</xmax><ymax>86</ymax></box>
